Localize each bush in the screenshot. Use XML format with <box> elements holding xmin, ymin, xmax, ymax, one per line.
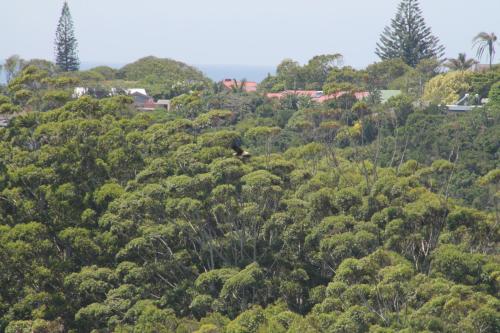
<box><xmin>423</xmin><ymin>71</ymin><xmax>473</xmax><ymax>105</ymax></box>
<box><xmin>488</xmin><ymin>81</ymin><xmax>500</xmax><ymax>105</ymax></box>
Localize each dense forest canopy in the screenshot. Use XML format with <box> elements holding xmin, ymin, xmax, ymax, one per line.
<box><xmin>0</xmin><ymin>0</ymin><xmax>499</xmax><ymax>329</ymax></box>
<box><xmin>0</xmin><ymin>50</ymin><xmax>499</xmax><ymax>332</ymax></box>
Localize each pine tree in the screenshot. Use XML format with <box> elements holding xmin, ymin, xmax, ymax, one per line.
<box><xmin>376</xmin><ymin>0</ymin><xmax>444</xmax><ymax>67</ymax></box>
<box><xmin>54</xmin><ymin>1</ymin><xmax>79</xmax><ymax>71</ymax></box>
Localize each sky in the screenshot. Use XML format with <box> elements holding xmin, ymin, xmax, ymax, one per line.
<box><xmin>1</xmin><ymin>0</ymin><xmax>499</xmax><ymax>70</ymax></box>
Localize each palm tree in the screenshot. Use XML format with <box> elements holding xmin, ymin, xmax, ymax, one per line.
<box><xmin>473</xmin><ymin>32</ymin><xmax>498</xmax><ymax>69</ymax></box>
<box><xmin>231</xmin><ymin>78</ymin><xmax>247</xmax><ymax>93</ymax></box>
<box><xmin>445</xmin><ymin>53</ymin><xmax>478</xmax><ymax>71</ymax></box>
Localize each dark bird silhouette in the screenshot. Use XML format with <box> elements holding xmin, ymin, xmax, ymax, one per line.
<box><xmin>231</xmin><ymin>143</ymin><xmax>251</xmax><ymax>158</ymax></box>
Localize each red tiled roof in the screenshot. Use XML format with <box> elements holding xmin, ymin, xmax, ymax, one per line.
<box><xmin>222</xmin><ymin>79</ymin><xmax>258</xmax><ymax>92</ymax></box>
<box><xmin>265</xmin><ymin>90</ymin><xmax>322</xmax><ymax>98</ymax></box>
<box><xmin>266</xmin><ymin>93</ymin><xmax>284</xmax><ymax>99</ymax></box>
<box><xmin>288</xmin><ymin>90</ymin><xmax>322</xmax><ymax>97</ymax></box>
<box><xmin>266</xmin><ymin>90</ymin><xmax>370</xmax><ymax>103</ymax></box>
<box><xmin>316</xmin><ymin>91</ymin><xmax>370</xmax><ymax>102</ymax></box>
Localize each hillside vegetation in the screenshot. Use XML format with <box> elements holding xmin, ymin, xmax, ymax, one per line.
<box><xmin>1</xmin><ymin>35</ymin><xmax>500</xmax><ymax>332</ymax></box>
<box><xmin>115</xmin><ymin>56</ymin><xmax>210</xmax><ymax>98</ymax></box>
<box><xmin>118</xmin><ymin>56</ymin><xmax>207</xmax><ymax>82</ymax></box>
<box><xmin>2</xmin><ymin>0</ymin><xmax>500</xmax><ymax>329</ymax></box>
<box><xmin>0</xmin><ymin>78</ymin><xmax>499</xmax><ymax>332</ymax></box>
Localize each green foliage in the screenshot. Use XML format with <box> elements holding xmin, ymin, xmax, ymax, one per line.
<box><xmin>471</xmin><ymin>70</ymin><xmax>500</xmax><ymax>98</ymax></box>
<box><xmin>0</xmin><ymin>103</ymin><xmax>21</xmax><ymax>114</ymax></box>
<box><xmin>5</xmin><ymin>319</ymin><xmax>64</xmax><ymax>333</ymax></box>
<box><xmin>117</xmin><ymin>56</ymin><xmax>210</xmax><ymax>99</ymax></box>
<box><xmin>260</xmin><ymin>54</ymin><xmax>342</xmax><ymax>92</ymax></box>
<box><xmin>488</xmin><ymin>81</ymin><xmax>500</xmax><ymax>105</ymax></box>
<box><xmin>0</xmin><ymin>68</ymin><xmax>498</xmax><ymax>333</ymax></box>
<box><xmin>3</xmin><ymin>55</ymin><xmax>25</xmax><ymax>83</ymax></box>
<box><xmin>386</xmin><ymin>94</ymin><xmax>414</xmax><ymax>124</ymax></box>
<box><xmin>323</xmin><ymin>66</ymin><xmax>366</xmax><ymax>94</ymax></box>
<box><xmin>365</xmin><ymin>59</ymin><xmax>412</xmax><ymax>90</ymax></box>
<box><xmin>0</xmin><ymin>95</ymin><xmax>12</xmax><ymax>106</ymax></box>
<box><xmin>88</xmin><ymin>66</ymin><xmax>118</xmax><ymax>80</ymax></box>
<box><xmin>445</xmin><ymin>53</ymin><xmax>478</xmax><ymax>71</ymax></box>
<box><xmin>422</xmin><ymin>71</ymin><xmax>473</xmax><ymax>104</ymax></box>
<box><xmin>473</xmin><ymin>32</ymin><xmax>498</xmax><ymax>68</ymax></box>
<box><xmin>54</xmin><ymin>1</ymin><xmax>79</xmax><ymax>71</ymax></box>
<box><xmin>171</xmin><ymin>93</ymin><xmax>205</xmax><ymax>118</ymax></box>
<box><xmin>389</xmin><ymin>58</ymin><xmax>441</xmax><ymax>98</ymax></box>
<box><xmin>376</xmin><ymin>0</ymin><xmax>445</xmax><ymax>67</ymax></box>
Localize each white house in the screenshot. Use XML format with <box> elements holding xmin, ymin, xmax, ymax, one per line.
<box><xmin>72</xmin><ymin>87</ymin><xmax>89</xmax><ymax>98</ymax></box>
<box><xmin>125</xmin><ymin>88</ymin><xmax>148</xmax><ymax>96</ymax></box>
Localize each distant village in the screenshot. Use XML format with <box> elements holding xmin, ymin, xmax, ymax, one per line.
<box><xmin>0</xmin><ymin>66</ymin><xmax>491</xmax><ymax>129</ymax></box>
<box><xmin>70</xmin><ymin>78</ymin><xmax>403</xmax><ymax>113</ymax></box>
<box><xmin>71</xmin><ymin>76</ymin><xmax>488</xmax><ymax>116</ymax></box>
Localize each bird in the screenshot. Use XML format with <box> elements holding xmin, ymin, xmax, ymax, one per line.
<box><xmin>231</xmin><ymin>143</ymin><xmax>251</xmax><ymax>159</ymax></box>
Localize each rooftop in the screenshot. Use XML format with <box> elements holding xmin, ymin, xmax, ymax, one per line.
<box><xmin>222</xmin><ymin>79</ymin><xmax>258</xmax><ymax>92</ymax></box>
<box><xmin>126</xmin><ymin>88</ymin><xmax>148</xmax><ymax>96</ymax></box>
<box><xmin>266</xmin><ymin>90</ymin><xmax>370</xmax><ymax>103</ymax></box>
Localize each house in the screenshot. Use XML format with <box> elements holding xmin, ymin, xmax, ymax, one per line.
<box><xmin>290</xmin><ymin>90</ymin><xmax>324</xmax><ymax>99</ymax></box>
<box><xmin>129</xmin><ymin>91</ymin><xmax>151</xmax><ymax>107</ymax></box>
<box><xmin>125</xmin><ymin>88</ymin><xmax>148</xmax><ymax>96</ymax></box>
<box><xmin>380</xmin><ymin>90</ymin><xmax>402</xmax><ymax>103</ymax></box>
<box><xmin>446</xmin><ymin>93</ymin><xmax>481</xmax><ymax>112</ymax></box>
<box><xmin>72</xmin><ymin>87</ymin><xmax>89</xmax><ymax>98</ymax></box>
<box><xmin>316</xmin><ymin>91</ymin><xmax>370</xmax><ymax>103</ymax></box>
<box><xmin>156</xmin><ymin>99</ymin><xmax>171</xmax><ymax>111</ymax></box>
<box><xmin>73</xmin><ymin>87</ymin><xmax>126</xmax><ymax>99</ymax></box>
<box><xmin>142</xmin><ymin>99</ymin><xmax>158</xmax><ymax>111</ymax></box>
<box><xmin>266</xmin><ymin>92</ymin><xmax>286</xmax><ymax>99</ymax></box>
<box><xmin>221</xmin><ymin>79</ymin><xmax>258</xmax><ymax>92</ymax></box>
<box><xmin>125</xmin><ymin>89</ymin><xmax>155</xmax><ymax>110</ymax></box>
<box><xmin>0</xmin><ymin>116</ymin><xmax>8</xmax><ymax>127</ymax></box>
<box><xmin>72</xmin><ymin>87</ymin><xmax>167</xmax><ymax>112</ymax></box>
<box><xmin>265</xmin><ymin>90</ymin><xmax>323</xmax><ymax>100</ymax></box>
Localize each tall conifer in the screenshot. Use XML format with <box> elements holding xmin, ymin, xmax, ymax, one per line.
<box><xmin>54</xmin><ymin>1</ymin><xmax>79</xmax><ymax>71</ymax></box>
<box><xmin>376</xmin><ymin>0</ymin><xmax>444</xmax><ymax>67</ymax></box>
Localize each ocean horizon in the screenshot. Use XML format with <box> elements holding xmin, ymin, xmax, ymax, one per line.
<box><xmin>195</xmin><ymin>64</ymin><xmax>275</xmax><ymax>83</ymax></box>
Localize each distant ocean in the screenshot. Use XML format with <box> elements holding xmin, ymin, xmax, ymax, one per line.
<box><xmin>196</xmin><ymin>64</ymin><xmax>275</xmax><ymax>83</ymax></box>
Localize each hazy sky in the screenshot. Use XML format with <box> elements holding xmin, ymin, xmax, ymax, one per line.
<box><xmin>1</xmin><ymin>0</ymin><xmax>499</xmax><ymax>68</ymax></box>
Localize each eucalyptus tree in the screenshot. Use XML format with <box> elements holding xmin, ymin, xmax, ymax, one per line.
<box><xmin>3</xmin><ymin>55</ymin><xmax>24</xmax><ymax>82</ymax></box>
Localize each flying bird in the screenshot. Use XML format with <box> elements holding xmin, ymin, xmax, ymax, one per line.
<box><xmin>231</xmin><ymin>143</ymin><xmax>251</xmax><ymax>159</ymax></box>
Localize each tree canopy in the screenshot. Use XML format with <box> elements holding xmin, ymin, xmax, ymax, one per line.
<box><xmin>0</xmin><ymin>59</ymin><xmax>499</xmax><ymax>331</ymax></box>
<box><xmin>376</xmin><ymin>0</ymin><xmax>445</xmax><ymax>67</ymax></box>
<box><xmin>0</xmin><ymin>18</ymin><xmax>499</xmax><ymax>328</ymax></box>
<box><xmin>54</xmin><ymin>1</ymin><xmax>79</xmax><ymax>72</ymax></box>
<box><xmin>116</xmin><ymin>56</ymin><xmax>211</xmax><ymax>98</ymax></box>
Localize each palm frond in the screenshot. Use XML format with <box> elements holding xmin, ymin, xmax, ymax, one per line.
<box><xmin>472</xmin><ymin>32</ymin><xmax>497</xmax><ymax>67</ymax></box>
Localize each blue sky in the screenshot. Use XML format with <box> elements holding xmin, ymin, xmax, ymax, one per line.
<box><xmin>1</xmin><ymin>0</ymin><xmax>499</xmax><ymax>68</ymax></box>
